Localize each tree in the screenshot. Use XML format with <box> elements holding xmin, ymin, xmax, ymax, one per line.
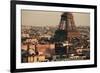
<box><xmin>53</xmin><ymin>30</ymin><xmax>67</xmax><ymax>42</ymax></box>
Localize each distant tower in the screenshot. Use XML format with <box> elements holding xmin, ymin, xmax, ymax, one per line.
<box><xmin>53</xmin><ymin>12</ymin><xmax>80</xmax><ymax>42</ymax></box>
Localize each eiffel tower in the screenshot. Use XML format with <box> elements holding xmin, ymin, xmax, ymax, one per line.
<box><xmin>53</xmin><ymin>12</ymin><xmax>80</xmax><ymax>42</ymax></box>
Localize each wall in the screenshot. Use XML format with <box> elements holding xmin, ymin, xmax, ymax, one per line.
<box><xmin>0</xmin><ymin>0</ymin><xmax>99</xmax><ymax>73</ymax></box>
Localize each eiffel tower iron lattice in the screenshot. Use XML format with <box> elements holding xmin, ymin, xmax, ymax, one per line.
<box><xmin>54</xmin><ymin>12</ymin><xmax>80</xmax><ymax>42</ymax></box>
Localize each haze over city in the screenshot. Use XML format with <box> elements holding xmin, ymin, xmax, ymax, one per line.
<box><xmin>21</xmin><ymin>10</ymin><xmax>90</xmax><ymax>27</ymax></box>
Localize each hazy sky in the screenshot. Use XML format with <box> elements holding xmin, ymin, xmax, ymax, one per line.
<box><xmin>21</xmin><ymin>10</ymin><xmax>90</xmax><ymax>27</ymax></box>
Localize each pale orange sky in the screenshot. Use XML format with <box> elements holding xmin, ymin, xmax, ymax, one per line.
<box><xmin>21</xmin><ymin>10</ymin><xmax>90</xmax><ymax>27</ymax></box>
